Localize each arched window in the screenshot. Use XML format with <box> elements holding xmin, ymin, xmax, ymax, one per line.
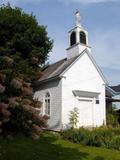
<box><xmin>80</xmin><ymin>31</ymin><xmax>86</xmax><ymax>45</ymax></box>
<box><xmin>70</xmin><ymin>31</ymin><xmax>76</xmax><ymax>46</ymax></box>
<box><xmin>45</xmin><ymin>92</ymin><xmax>50</xmax><ymax>115</ymax></box>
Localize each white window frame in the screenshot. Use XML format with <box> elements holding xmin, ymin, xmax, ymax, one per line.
<box><xmin>44</xmin><ymin>92</ymin><xmax>51</xmax><ymax>116</ymax></box>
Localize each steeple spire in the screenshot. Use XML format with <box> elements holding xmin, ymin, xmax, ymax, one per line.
<box><xmin>75</xmin><ymin>10</ymin><xmax>81</xmax><ymax>27</ymax></box>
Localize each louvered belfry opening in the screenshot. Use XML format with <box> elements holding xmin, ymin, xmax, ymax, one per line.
<box><xmin>80</xmin><ymin>31</ymin><xmax>86</xmax><ymax>45</ymax></box>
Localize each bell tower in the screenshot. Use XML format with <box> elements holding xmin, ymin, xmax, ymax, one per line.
<box><xmin>66</xmin><ymin>10</ymin><xmax>90</xmax><ymax>59</ymax></box>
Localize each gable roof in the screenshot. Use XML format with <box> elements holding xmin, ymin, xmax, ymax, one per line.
<box><xmin>35</xmin><ymin>49</ymin><xmax>108</xmax><ymax>85</ymax></box>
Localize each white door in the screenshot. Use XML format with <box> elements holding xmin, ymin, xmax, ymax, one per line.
<box><xmin>77</xmin><ymin>99</ymin><xmax>93</xmax><ymax>127</ymax></box>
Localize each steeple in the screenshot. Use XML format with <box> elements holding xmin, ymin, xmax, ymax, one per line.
<box><xmin>66</xmin><ymin>11</ymin><xmax>90</xmax><ymax>59</ymax></box>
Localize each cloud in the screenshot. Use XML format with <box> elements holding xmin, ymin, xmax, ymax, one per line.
<box><xmin>72</xmin><ymin>0</ymin><xmax>118</xmax><ymax>4</ymax></box>
<box><xmin>0</xmin><ymin>0</ymin><xmax>15</xmax><ymax>5</ymax></box>
<box><xmin>0</xmin><ymin>0</ymin><xmax>119</xmax><ymax>6</ymax></box>
<box><xmin>90</xmin><ymin>29</ymin><xmax>120</xmax><ymax>70</ymax></box>
<box><xmin>58</xmin><ymin>0</ymin><xmax>120</xmax><ymax>5</ymax></box>
<box><xmin>0</xmin><ymin>0</ymin><xmax>45</xmax><ymax>7</ymax></box>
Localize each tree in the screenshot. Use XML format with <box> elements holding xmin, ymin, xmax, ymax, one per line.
<box><xmin>0</xmin><ymin>4</ymin><xmax>53</xmax><ymax>138</ymax></box>
<box><xmin>69</xmin><ymin>107</ymin><xmax>79</xmax><ymax>129</ymax></box>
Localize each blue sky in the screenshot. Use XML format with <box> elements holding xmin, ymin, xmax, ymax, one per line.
<box><xmin>0</xmin><ymin>0</ymin><xmax>120</xmax><ymax>85</ymax></box>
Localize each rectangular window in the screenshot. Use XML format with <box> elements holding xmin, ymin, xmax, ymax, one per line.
<box><xmin>45</xmin><ymin>99</ymin><xmax>47</xmax><ymax>114</ymax></box>
<box><xmin>96</xmin><ymin>100</ymin><xmax>100</xmax><ymax>104</ymax></box>
<box><xmin>48</xmin><ymin>99</ymin><xmax>50</xmax><ymax>115</ymax></box>
<box><xmin>45</xmin><ymin>92</ymin><xmax>50</xmax><ymax>116</ymax></box>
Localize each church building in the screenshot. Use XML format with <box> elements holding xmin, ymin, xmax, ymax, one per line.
<box><xmin>34</xmin><ymin>11</ymin><xmax>107</xmax><ymax>131</ymax></box>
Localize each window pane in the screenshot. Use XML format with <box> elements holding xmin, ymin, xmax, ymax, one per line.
<box><xmin>48</xmin><ymin>106</ymin><xmax>50</xmax><ymax>115</ymax></box>
<box><xmin>48</xmin><ymin>100</ymin><xmax>50</xmax><ymax>115</ymax></box>
<box><xmin>45</xmin><ymin>93</ymin><xmax>50</xmax><ymax>115</ymax></box>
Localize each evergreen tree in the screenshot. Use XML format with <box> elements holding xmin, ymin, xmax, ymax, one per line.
<box><xmin>0</xmin><ymin>5</ymin><xmax>53</xmax><ymax>138</ymax></box>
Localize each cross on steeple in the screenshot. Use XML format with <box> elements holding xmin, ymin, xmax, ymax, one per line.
<box><xmin>75</xmin><ymin>10</ymin><xmax>81</xmax><ymax>27</ymax></box>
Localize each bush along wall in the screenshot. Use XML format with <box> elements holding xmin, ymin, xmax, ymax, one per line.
<box><xmin>61</xmin><ymin>127</ymin><xmax>120</xmax><ymax>150</ymax></box>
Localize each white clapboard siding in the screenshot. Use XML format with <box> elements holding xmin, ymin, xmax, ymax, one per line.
<box><xmin>34</xmin><ymin>79</ymin><xmax>62</xmax><ymax>131</ymax></box>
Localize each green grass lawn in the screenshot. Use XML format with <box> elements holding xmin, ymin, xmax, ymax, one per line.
<box><xmin>0</xmin><ymin>132</ymin><xmax>120</xmax><ymax>160</ymax></box>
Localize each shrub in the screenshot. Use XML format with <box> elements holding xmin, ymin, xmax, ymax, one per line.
<box><xmin>62</xmin><ymin>128</ymin><xmax>87</xmax><ymax>143</ymax></box>
<box><xmin>109</xmin><ymin>136</ymin><xmax>120</xmax><ymax>150</ymax></box>
<box><xmin>106</xmin><ymin>113</ymin><xmax>119</xmax><ymax>127</ymax></box>
<box><xmin>2</xmin><ymin>103</ymin><xmax>49</xmax><ymax>137</ymax></box>
<box><xmin>69</xmin><ymin>107</ymin><xmax>79</xmax><ymax>129</ymax></box>
<box><xmin>62</xmin><ymin>127</ymin><xmax>120</xmax><ymax>150</ymax></box>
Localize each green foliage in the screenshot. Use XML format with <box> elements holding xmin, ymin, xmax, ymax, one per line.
<box><xmin>0</xmin><ymin>5</ymin><xmax>53</xmax><ymax>63</ymax></box>
<box><xmin>109</xmin><ymin>136</ymin><xmax>120</xmax><ymax>150</ymax></box>
<box><xmin>61</xmin><ymin>127</ymin><xmax>120</xmax><ymax>150</ymax></box>
<box><xmin>0</xmin><ymin>4</ymin><xmax>52</xmax><ymax>138</ymax></box>
<box><xmin>69</xmin><ymin>107</ymin><xmax>79</xmax><ymax>129</ymax></box>
<box><xmin>106</xmin><ymin>103</ymin><xmax>119</xmax><ymax>127</ymax></box>
<box><xmin>106</xmin><ymin>113</ymin><xmax>119</xmax><ymax>127</ymax></box>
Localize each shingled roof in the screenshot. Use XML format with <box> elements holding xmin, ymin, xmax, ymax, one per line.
<box><xmin>111</xmin><ymin>85</ymin><xmax>120</xmax><ymax>93</ymax></box>
<box><xmin>37</xmin><ymin>55</ymin><xmax>78</xmax><ymax>84</ymax></box>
